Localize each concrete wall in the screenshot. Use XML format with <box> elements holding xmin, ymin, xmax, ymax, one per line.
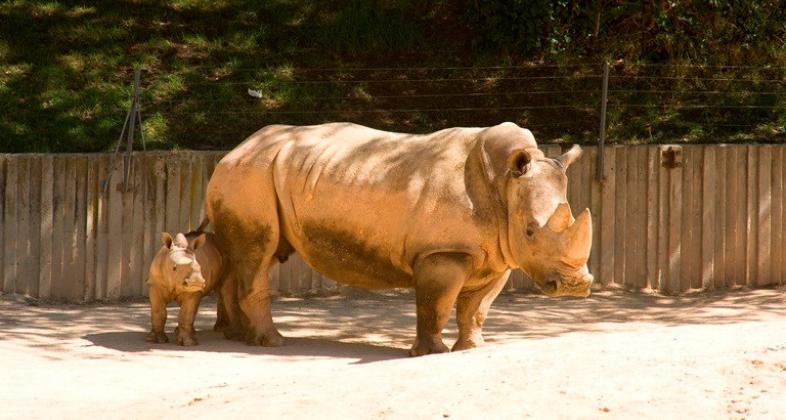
<box><xmin>0</xmin><ymin>145</ymin><xmax>784</xmax><ymax>302</ymax></box>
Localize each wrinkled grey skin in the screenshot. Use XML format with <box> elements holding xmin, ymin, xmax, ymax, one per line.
<box><xmin>205</xmin><ymin>122</ymin><xmax>593</xmax><ymax>355</ymax></box>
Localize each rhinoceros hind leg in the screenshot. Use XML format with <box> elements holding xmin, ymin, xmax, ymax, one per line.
<box><xmin>409</xmin><ymin>253</ymin><xmax>471</xmax><ymax>357</ymax></box>
<box><xmin>452</xmin><ymin>271</ymin><xmax>510</xmax><ymax>352</ymax></box>
<box><xmin>237</xmin><ymin>263</ymin><xmax>284</xmax><ymax>347</ymax></box>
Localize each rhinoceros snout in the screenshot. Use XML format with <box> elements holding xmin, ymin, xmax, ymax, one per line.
<box><xmin>182</xmin><ymin>275</ymin><xmax>207</xmax><ymax>292</ymax></box>
<box><xmin>539</xmin><ymin>271</ymin><xmax>593</xmax><ymax>297</ymax></box>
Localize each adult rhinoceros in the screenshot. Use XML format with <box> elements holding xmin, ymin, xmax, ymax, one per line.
<box><xmin>204</xmin><ymin>122</ymin><xmax>593</xmax><ymax>356</ymax></box>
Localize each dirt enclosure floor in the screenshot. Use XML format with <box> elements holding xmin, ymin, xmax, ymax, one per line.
<box><xmin>1</xmin><ymin>289</ymin><xmax>786</xmax><ymax>419</ymax></box>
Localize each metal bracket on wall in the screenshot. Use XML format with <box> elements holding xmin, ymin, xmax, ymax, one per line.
<box><xmin>660</xmin><ymin>146</ymin><xmax>684</xmax><ymax>168</ymax></box>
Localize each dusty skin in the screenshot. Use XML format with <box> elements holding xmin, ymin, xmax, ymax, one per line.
<box><xmin>1</xmin><ymin>289</ymin><xmax>785</xmax><ymax>419</ymax></box>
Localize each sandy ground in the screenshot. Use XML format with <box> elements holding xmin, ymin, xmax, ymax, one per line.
<box><xmin>1</xmin><ymin>289</ymin><xmax>785</xmax><ymax>420</ymax></box>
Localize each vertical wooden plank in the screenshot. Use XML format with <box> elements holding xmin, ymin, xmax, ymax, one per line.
<box><xmin>645</xmin><ymin>147</ymin><xmax>659</xmax><ymax>290</ymax></box>
<box><xmin>599</xmin><ymin>146</ymin><xmax>616</xmax><ymax>286</ymax></box>
<box><xmin>745</xmin><ymin>146</ymin><xmax>758</xmax><ymax>287</ymax></box>
<box><xmin>587</xmin><ymin>147</ymin><xmax>601</xmax><ymax>279</ymax></box>
<box><xmin>119</xmin><ymin>159</ymin><xmax>134</xmax><ymax>298</ymax></box>
<box><xmin>269</xmin><ymin>260</ymin><xmax>280</xmax><ymax>296</ymax></box>
<box><xmin>656</xmin><ymin>149</ymin><xmax>669</xmax><ymax>293</ymax></box>
<box><xmin>727</xmin><ymin>147</ymin><xmax>745</xmax><ymax>288</ymax></box>
<box><xmin>667</xmin><ymin>149</ymin><xmax>683</xmax><ymax>294</ymax></box>
<box><xmin>165</xmin><ymin>154</ymin><xmax>181</xmax><ymax>235</ymax></box>
<box><xmin>143</xmin><ymin>155</ymin><xmax>163</xmax><ymax>298</ymax></box>
<box><xmin>713</xmin><ymin>147</ymin><xmax>727</xmax><ymax>289</ymax></box>
<box><xmin>38</xmin><ymin>156</ymin><xmax>53</xmax><ymax>299</ymax></box>
<box><xmin>190</xmin><ymin>153</ymin><xmax>205</xmax><ymax>230</ymax></box>
<box><xmin>625</xmin><ymin>147</ymin><xmax>647</xmax><ymax>289</ymax></box>
<box><xmin>27</xmin><ymin>157</ymin><xmax>42</xmax><ymax>298</ymax></box>
<box><xmin>3</xmin><ymin>157</ymin><xmax>18</xmax><ymax>294</ymax></box>
<box><xmin>613</xmin><ymin>147</ymin><xmax>627</xmax><ymax>287</ymax></box>
<box><xmin>70</xmin><ymin>157</ymin><xmax>88</xmax><ymax>302</ymax></box>
<box><xmin>84</xmin><ymin>156</ymin><xmax>99</xmax><ymax>302</ymax></box>
<box><xmin>106</xmin><ymin>156</ymin><xmax>125</xmax><ymax>300</ymax></box>
<box><xmin>60</xmin><ymin>157</ymin><xmax>77</xmax><ymax>300</ymax></box>
<box><xmin>691</xmin><ymin>147</ymin><xmax>704</xmax><ymax>289</ymax></box>
<box><xmin>757</xmin><ymin>146</ymin><xmax>772</xmax><ymax>287</ymax></box>
<box><xmin>15</xmin><ymin>157</ymin><xmax>31</xmax><ymax>295</ymax></box>
<box><xmin>680</xmin><ymin>147</ymin><xmax>698</xmax><ymax>292</ymax></box>
<box><xmin>50</xmin><ymin>158</ymin><xmax>66</xmax><ymax>299</ymax></box>
<box><xmin>773</xmin><ymin>147</ymin><xmax>784</xmax><ymax>286</ymax></box>
<box><xmin>0</xmin><ymin>156</ymin><xmax>5</xmax><ymax>293</ymax></box>
<box><xmin>179</xmin><ymin>154</ymin><xmax>192</xmax><ymax>232</ymax></box>
<box><xmin>95</xmin><ymin>155</ymin><xmax>110</xmax><ymax>300</ymax></box>
<box><xmin>129</xmin><ymin>154</ymin><xmax>146</xmax><ymax>297</ymax></box>
<box><xmin>298</xmin><ymin>255</ymin><xmax>312</xmax><ymax>294</ymax></box>
<box><xmin>701</xmin><ymin>147</ymin><xmax>717</xmax><ymax>290</ymax></box>
<box><xmin>773</xmin><ymin>146</ymin><xmax>786</xmax><ymax>285</ymax></box>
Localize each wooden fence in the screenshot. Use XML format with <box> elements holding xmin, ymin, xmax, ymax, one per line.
<box><xmin>0</xmin><ymin>145</ymin><xmax>784</xmax><ymax>302</ymax></box>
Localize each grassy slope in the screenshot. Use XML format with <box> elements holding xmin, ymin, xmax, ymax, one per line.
<box><xmin>1</xmin><ymin>1</ymin><xmax>784</xmax><ymax>152</ymax></box>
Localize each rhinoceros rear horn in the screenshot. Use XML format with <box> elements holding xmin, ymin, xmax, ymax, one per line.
<box><xmin>564</xmin><ymin>208</ymin><xmax>592</xmax><ymax>262</ymax></box>
<box><xmin>556</xmin><ymin>145</ymin><xmax>582</xmax><ymax>169</ymax></box>
<box><xmin>547</xmin><ymin>202</ymin><xmax>574</xmax><ymax>233</ymax></box>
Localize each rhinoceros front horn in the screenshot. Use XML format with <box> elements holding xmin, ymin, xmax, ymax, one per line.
<box><xmin>564</xmin><ymin>208</ymin><xmax>592</xmax><ymax>262</ymax></box>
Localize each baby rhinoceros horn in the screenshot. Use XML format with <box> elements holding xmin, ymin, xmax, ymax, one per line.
<box><xmin>564</xmin><ymin>208</ymin><xmax>592</xmax><ymax>262</ymax></box>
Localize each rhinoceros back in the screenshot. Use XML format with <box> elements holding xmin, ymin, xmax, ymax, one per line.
<box><xmin>211</xmin><ymin>123</ymin><xmax>499</xmax><ymax>289</ymax></box>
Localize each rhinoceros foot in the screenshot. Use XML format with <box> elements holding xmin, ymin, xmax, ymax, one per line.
<box><xmin>175</xmin><ymin>327</ymin><xmax>199</xmax><ymax>346</ymax></box>
<box><xmin>245</xmin><ymin>327</ymin><xmax>284</xmax><ymax>347</ymax></box>
<box><xmin>452</xmin><ymin>336</ymin><xmax>484</xmax><ymax>352</ymax></box>
<box><xmin>408</xmin><ymin>338</ymin><xmax>450</xmax><ymax>357</ymax></box>
<box><xmin>145</xmin><ymin>330</ymin><xmax>169</xmax><ymax>344</ymax></box>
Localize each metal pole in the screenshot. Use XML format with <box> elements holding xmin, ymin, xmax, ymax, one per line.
<box><xmin>596</xmin><ymin>61</ymin><xmax>609</xmax><ymax>181</ymax></box>
<box><xmin>123</xmin><ymin>67</ymin><xmax>140</xmax><ymax>191</ymax></box>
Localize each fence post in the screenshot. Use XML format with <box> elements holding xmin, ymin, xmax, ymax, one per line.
<box><xmin>104</xmin><ymin>66</ymin><xmax>144</xmax><ymax>195</ymax></box>
<box><xmin>597</xmin><ymin>61</ymin><xmax>609</xmax><ymax>181</ymax></box>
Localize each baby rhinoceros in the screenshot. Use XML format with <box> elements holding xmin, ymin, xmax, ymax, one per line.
<box><xmin>146</xmin><ymin>231</ymin><xmax>225</xmax><ymax>346</ymax></box>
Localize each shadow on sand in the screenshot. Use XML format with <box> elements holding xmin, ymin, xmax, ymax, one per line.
<box><xmin>82</xmin><ymin>330</ymin><xmax>406</xmax><ymax>365</ymax></box>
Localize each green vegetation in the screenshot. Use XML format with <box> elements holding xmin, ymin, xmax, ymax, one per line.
<box><xmin>1</xmin><ymin>1</ymin><xmax>785</xmax><ymax>152</ymax></box>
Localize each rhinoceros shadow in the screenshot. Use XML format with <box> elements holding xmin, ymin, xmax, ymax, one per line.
<box><xmin>82</xmin><ymin>330</ymin><xmax>407</xmax><ymax>364</ymax></box>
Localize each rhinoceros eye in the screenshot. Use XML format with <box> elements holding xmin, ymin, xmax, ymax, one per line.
<box><xmin>172</xmin><ymin>265</ymin><xmax>178</xmax><ymax>272</ymax></box>
<box><xmin>526</xmin><ymin>224</ymin><xmax>536</xmax><ymax>237</ymax></box>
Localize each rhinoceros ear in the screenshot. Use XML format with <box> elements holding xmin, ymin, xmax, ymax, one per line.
<box><xmin>477</xmin><ymin>124</ymin><xmax>543</xmax><ymax>182</ymax></box>
<box><xmin>556</xmin><ymin>145</ymin><xmax>582</xmax><ymax>169</ymax></box>
<box><xmin>189</xmin><ymin>233</ymin><xmax>206</xmax><ymax>251</ymax></box>
<box><xmin>508</xmin><ymin>149</ymin><xmax>531</xmax><ymax>177</ymax></box>
<box><xmin>160</xmin><ymin>232</ymin><xmax>173</xmax><ymax>249</ymax></box>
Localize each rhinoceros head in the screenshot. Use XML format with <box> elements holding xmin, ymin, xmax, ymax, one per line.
<box><xmin>481</xmin><ymin>124</ymin><xmax>593</xmax><ymax>297</ymax></box>
<box><xmin>160</xmin><ymin>232</ymin><xmax>208</xmax><ymax>292</ymax></box>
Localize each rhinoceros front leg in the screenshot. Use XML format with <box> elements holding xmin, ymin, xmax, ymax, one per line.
<box><xmin>175</xmin><ymin>292</ymin><xmax>202</xmax><ymax>346</ymax></box>
<box><xmin>409</xmin><ymin>253</ymin><xmax>472</xmax><ymax>357</ymax></box>
<box><xmin>146</xmin><ymin>288</ymin><xmax>169</xmax><ymax>344</ymax></box>
<box><xmin>453</xmin><ymin>271</ymin><xmax>510</xmax><ymax>351</ymax></box>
